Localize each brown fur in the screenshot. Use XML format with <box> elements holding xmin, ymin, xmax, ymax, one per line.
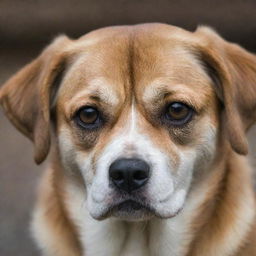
<box><xmin>33</xmin><ymin>158</ymin><xmax>82</xmax><ymax>255</ymax></box>
<box><xmin>1</xmin><ymin>23</ymin><xmax>256</xmax><ymax>255</ymax></box>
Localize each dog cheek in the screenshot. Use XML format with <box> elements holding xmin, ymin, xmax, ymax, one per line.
<box><xmin>58</xmin><ymin>130</ymin><xmax>79</xmax><ymax>172</ymax></box>
<box><xmin>72</xmin><ymin>128</ymin><xmax>100</xmax><ymax>151</ymax></box>
<box><xmin>168</xmin><ymin>123</ymin><xmax>196</xmax><ymax>146</ymax></box>
<box><xmin>192</xmin><ymin>125</ymin><xmax>218</xmax><ymax>177</ymax></box>
<box><xmin>58</xmin><ymin>128</ymin><xmax>94</xmax><ymax>184</ymax></box>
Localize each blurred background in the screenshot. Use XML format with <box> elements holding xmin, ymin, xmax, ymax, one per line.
<box><xmin>0</xmin><ymin>0</ymin><xmax>256</xmax><ymax>255</ymax></box>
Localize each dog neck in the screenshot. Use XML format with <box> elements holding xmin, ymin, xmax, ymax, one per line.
<box><xmin>45</xmin><ymin>149</ymin><xmax>255</xmax><ymax>256</ymax></box>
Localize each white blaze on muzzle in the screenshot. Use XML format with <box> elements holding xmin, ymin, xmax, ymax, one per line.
<box><xmin>87</xmin><ymin>101</ymin><xmax>184</xmax><ymax>219</ymax></box>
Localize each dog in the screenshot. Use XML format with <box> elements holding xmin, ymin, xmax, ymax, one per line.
<box><xmin>1</xmin><ymin>23</ymin><xmax>256</xmax><ymax>256</ymax></box>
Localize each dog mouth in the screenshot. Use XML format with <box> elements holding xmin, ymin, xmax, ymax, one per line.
<box><xmin>98</xmin><ymin>199</ymin><xmax>183</xmax><ymax>221</ymax></box>
<box><xmin>97</xmin><ymin>199</ymin><xmax>155</xmax><ymax>220</ymax></box>
<box><xmin>90</xmin><ymin>190</ymin><xmax>185</xmax><ymax>221</ymax></box>
<box><xmin>114</xmin><ymin>200</ymin><xmax>150</xmax><ymax>212</ymax></box>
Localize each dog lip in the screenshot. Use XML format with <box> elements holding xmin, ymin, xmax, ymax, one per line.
<box><xmin>92</xmin><ymin>199</ymin><xmax>183</xmax><ymax>220</ymax></box>
<box><xmin>95</xmin><ymin>198</ymin><xmax>153</xmax><ymax>219</ymax></box>
<box><xmin>115</xmin><ymin>199</ymin><xmax>148</xmax><ymax>211</ymax></box>
<box><xmin>91</xmin><ymin>193</ymin><xmax>184</xmax><ymax>220</ymax></box>
<box><xmin>153</xmin><ymin>206</ymin><xmax>184</xmax><ymax>219</ymax></box>
<box><xmin>158</xmin><ymin>191</ymin><xmax>173</xmax><ymax>203</ymax></box>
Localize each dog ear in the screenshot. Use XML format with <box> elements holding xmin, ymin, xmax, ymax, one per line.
<box><xmin>194</xmin><ymin>27</ymin><xmax>256</xmax><ymax>155</ymax></box>
<box><xmin>0</xmin><ymin>35</ymin><xmax>72</xmax><ymax>164</ymax></box>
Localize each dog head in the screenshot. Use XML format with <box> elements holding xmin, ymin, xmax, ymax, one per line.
<box><xmin>1</xmin><ymin>24</ymin><xmax>256</xmax><ymax>221</ymax></box>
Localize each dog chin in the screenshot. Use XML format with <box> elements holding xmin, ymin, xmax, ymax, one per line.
<box><xmin>90</xmin><ymin>200</ymin><xmax>182</xmax><ymax>221</ymax></box>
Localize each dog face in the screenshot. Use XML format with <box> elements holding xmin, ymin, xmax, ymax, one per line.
<box><xmin>56</xmin><ymin>29</ymin><xmax>219</xmax><ymax>220</ymax></box>
<box><xmin>1</xmin><ymin>24</ymin><xmax>256</xmax><ymax>221</ymax></box>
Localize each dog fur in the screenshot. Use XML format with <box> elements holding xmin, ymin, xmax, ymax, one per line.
<box><xmin>1</xmin><ymin>23</ymin><xmax>256</xmax><ymax>256</ymax></box>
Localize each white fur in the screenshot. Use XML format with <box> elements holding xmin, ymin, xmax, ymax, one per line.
<box><xmin>33</xmin><ymin>155</ymin><xmax>255</xmax><ymax>256</ymax></box>
<box><xmin>55</xmin><ymin>94</ymin><xmax>223</xmax><ymax>256</ymax></box>
<box><xmin>82</xmin><ymin>102</ymin><xmax>187</xmax><ymax>219</ymax></box>
<box><xmin>63</xmin><ymin>158</ymin><xmax>256</xmax><ymax>256</ymax></box>
<box><xmin>62</xmin><ymin>167</ymin><xmax>211</xmax><ymax>256</ymax></box>
<box><xmin>56</xmin><ymin>109</ymin><xmax>256</xmax><ymax>256</ymax></box>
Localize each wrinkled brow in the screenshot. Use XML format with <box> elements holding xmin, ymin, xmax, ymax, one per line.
<box><xmin>86</xmin><ymin>78</ymin><xmax>120</xmax><ymax>106</ymax></box>
<box><xmin>142</xmin><ymin>82</ymin><xmax>206</xmax><ymax>112</ymax></box>
<box><xmin>143</xmin><ymin>86</ymin><xmax>171</xmax><ymax>104</ymax></box>
<box><xmin>143</xmin><ymin>83</ymin><xmax>181</xmax><ymax>103</ymax></box>
<box><xmin>87</xmin><ymin>88</ymin><xmax>118</xmax><ymax>106</ymax></box>
<box><xmin>66</xmin><ymin>79</ymin><xmax>120</xmax><ymax>118</ymax></box>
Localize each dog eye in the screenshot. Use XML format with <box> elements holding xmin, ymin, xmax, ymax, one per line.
<box><xmin>75</xmin><ymin>106</ymin><xmax>100</xmax><ymax>128</ymax></box>
<box><xmin>165</xmin><ymin>102</ymin><xmax>193</xmax><ymax>125</ymax></box>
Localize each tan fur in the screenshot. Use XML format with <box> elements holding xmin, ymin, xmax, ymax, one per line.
<box><xmin>1</xmin><ymin>23</ymin><xmax>256</xmax><ymax>256</ymax></box>
<box><xmin>32</xmin><ymin>159</ymin><xmax>82</xmax><ymax>256</ymax></box>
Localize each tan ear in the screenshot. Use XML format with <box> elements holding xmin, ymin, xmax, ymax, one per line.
<box><xmin>0</xmin><ymin>35</ymin><xmax>72</xmax><ymax>164</ymax></box>
<box><xmin>194</xmin><ymin>27</ymin><xmax>256</xmax><ymax>155</ymax></box>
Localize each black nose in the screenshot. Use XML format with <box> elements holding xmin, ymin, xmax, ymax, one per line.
<box><xmin>109</xmin><ymin>158</ymin><xmax>150</xmax><ymax>193</ymax></box>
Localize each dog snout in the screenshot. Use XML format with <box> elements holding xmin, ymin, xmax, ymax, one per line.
<box><xmin>109</xmin><ymin>158</ymin><xmax>150</xmax><ymax>193</ymax></box>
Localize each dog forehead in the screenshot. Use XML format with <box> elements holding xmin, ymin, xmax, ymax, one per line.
<box><xmin>76</xmin><ymin>23</ymin><xmax>190</xmax><ymax>42</ymax></box>
<box><xmin>58</xmin><ymin>24</ymin><xmax>210</xmax><ymax>105</ymax></box>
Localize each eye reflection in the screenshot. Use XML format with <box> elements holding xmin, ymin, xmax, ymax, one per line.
<box><xmin>79</xmin><ymin>107</ymin><xmax>99</xmax><ymax>124</ymax></box>
<box><xmin>75</xmin><ymin>106</ymin><xmax>102</xmax><ymax>129</ymax></box>
<box><xmin>165</xmin><ymin>102</ymin><xmax>193</xmax><ymax>125</ymax></box>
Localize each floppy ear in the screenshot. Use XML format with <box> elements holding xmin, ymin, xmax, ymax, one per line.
<box><xmin>194</xmin><ymin>27</ymin><xmax>256</xmax><ymax>155</ymax></box>
<box><xmin>0</xmin><ymin>35</ymin><xmax>72</xmax><ymax>164</ymax></box>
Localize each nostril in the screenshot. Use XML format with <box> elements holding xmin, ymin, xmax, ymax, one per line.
<box><xmin>133</xmin><ymin>170</ymin><xmax>148</xmax><ymax>180</ymax></box>
<box><xmin>111</xmin><ymin>170</ymin><xmax>124</xmax><ymax>181</ymax></box>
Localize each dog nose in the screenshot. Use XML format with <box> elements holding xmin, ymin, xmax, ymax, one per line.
<box><xmin>109</xmin><ymin>158</ymin><xmax>150</xmax><ymax>193</ymax></box>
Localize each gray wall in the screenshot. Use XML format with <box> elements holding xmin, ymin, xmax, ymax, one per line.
<box><xmin>1</xmin><ymin>0</ymin><xmax>256</xmax><ymax>51</ymax></box>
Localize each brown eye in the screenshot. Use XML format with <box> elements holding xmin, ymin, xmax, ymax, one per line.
<box><xmin>165</xmin><ymin>102</ymin><xmax>193</xmax><ymax>125</ymax></box>
<box><xmin>76</xmin><ymin>106</ymin><xmax>101</xmax><ymax>129</ymax></box>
